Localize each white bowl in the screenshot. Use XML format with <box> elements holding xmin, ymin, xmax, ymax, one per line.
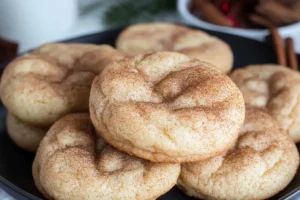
<box><xmin>177</xmin><ymin>0</ymin><xmax>300</xmax><ymax>52</ymax></box>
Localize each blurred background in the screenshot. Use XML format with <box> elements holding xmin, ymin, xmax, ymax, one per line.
<box><xmin>0</xmin><ymin>0</ymin><xmax>179</xmax><ymax>54</ymax></box>
<box><xmin>0</xmin><ymin>0</ymin><xmax>299</xmax><ymax>58</ymax></box>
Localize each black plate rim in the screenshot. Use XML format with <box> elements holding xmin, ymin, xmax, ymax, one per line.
<box><xmin>0</xmin><ymin>176</ymin><xmax>40</xmax><ymax>200</ymax></box>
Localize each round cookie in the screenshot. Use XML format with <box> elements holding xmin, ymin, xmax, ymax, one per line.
<box><xmin>7</xmin><ymin>113</ymin><xmax>47</xmax><ymax>152</ymax></box>
<box><xmin>33</xmin><ymin>43</ymin><xmax>125</xmax><ymax>74</ymax></box>
<box><xmin>230</xmin><ymin>64</ymin><xmax>300</xmax><ymax>142</ymax></box>
<box><xmin>90</xmin><ymin>51</ymin><xmax>245</xmax><ymax>162</ymax></box>
<box><xmin>178</xmin><ymin>108</ymin><xmax>299</xmax><ymax>200</ymax></box>
<box><xmin>32</xmin><ymin>113</ymin><xmax>180</xmax><ymax>200</ymax></box>
<box><xmin>0</xmin><ymin>43</ymin><xmax>124</xmax><ymax>127</ymax></box>
<box><xmin>116</xmin><ymin>22</ymin><xmax>233</xmax><ymax>73</ymax></box>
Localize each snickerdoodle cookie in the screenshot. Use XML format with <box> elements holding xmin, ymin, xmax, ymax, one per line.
<box><xmin>230</xmin><ymin>64</ymin><xmax>300</xmax><ymax>142</ymax></box>
<box><xmin>116</xmin><ymin>22</ymin><xmax>233</xmax><ymax>73</ymax></box>
<box><xmin>33</xmin><ymin>113</ymin><xmax>180</xmax><ymax>200</ymax></box>
<box><xmin>178</xmin><ymin>108</ymin><xmax>299</xmax><ymax>200</ymax></box>
<box><xmin>90</xmin><ymin>51</ymin><xmax>245</xmax><ymax>162</ymax></box>
<box><xmin>6</xmin><ymin>113</ymin><xmax>46</xmax><ymax>152</ymax></box>
<box><xmin>0</xmin><ymin>43</ymin><xmax>124</xmax><ymax>127</ymax></box>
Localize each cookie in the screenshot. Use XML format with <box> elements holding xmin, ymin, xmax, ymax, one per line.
<box><xmin>0</xmin><ymin>43</ymin><xmax>124</xmax><ymax>127</ymax></box>
<box><xmin>116</xmin><ymin>22</ymin><xmax>233</xmax><ymax>73</ymax></box>
<box><xmin>32</xmin><ymin>113</ymin><xmax>180</xmax><ymax>200</ymax></box>
<box><xmin>178</xmin><ymin>108</ymin><xmax>299</xmax><ymax>200</ymax></box>
<box><xmin>230</xmin><ymin>64</ymin><xmax>300</xmax><ymax>142</ymax></box>
<box><xmin>90</xmin><ymin>51</ymin><xmax>245</xmax><ymax>162</ymax></box>
<box><xmin>6</xmin><ymin>113</ymin><xmax>46</xmax><ymax>152</ymax></box>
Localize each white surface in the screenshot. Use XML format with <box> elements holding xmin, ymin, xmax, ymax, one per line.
<box><xmin>0</xmin><ymin>189</ymin><xmax>14</xmax><ymax>200</ymax></box>
<box><xmin>177</xmin><ymin>0</ymin><xmax>300</xmax><ymax>53</ymax></box>
<box><xmin>0</xmin><ymin>0</ymin><xmax>78</xmax><ymax>53</ymax></box>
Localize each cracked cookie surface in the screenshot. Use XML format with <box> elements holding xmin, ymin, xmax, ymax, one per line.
<box><xmin>89</xmin><ymin>51</ymin><xmax>245</xmax><ymax>162</ymax></box>
<box><xmin>0</xmin><ymin>43</ymin><xmax>124</xmax><ymax>127</ymax></box>
<box><xmin>230</xmin><ymin>64</ymin><xmax>300</xmax><ymax>142</ymax></box>
<box><xmin>178</xmin><ymin>108</ymin><xmax>299</xmax><ymax>200</ymax></box>
<box><xmin>32</xmin><ymin>113</ymin><xmax>180</xmax><ymax>200</ymax></box>
<box><xmin>116</xmin><ymin>22</ymin><xmax>233</xmax><ymax>74</ymax></box>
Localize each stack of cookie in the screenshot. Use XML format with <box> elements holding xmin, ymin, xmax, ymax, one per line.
<box><xmin>0</xmin><ymin>43</ymin><xmax>125</xmax><ymax>152</ymax></box>
<box><xmin>230</xmin><ymin>64</ymin><xmax>300</xmax><ymax>143</ymax></box>
<box><xmin>0</xmin><ymin>22</ymin><xmax>299</xmax><ymax>200</ymax></box>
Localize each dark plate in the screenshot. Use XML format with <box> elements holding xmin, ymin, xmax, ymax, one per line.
<box><xmin>0</xmin><ymin>27</ymin><xmax>300</xmax><ymax>200</ymax></box>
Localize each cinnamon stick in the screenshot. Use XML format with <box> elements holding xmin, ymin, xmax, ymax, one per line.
<box><xmin>249</xmin><ymin>14</ymin><xmax>276</xmax><ymax>28</ymax></box>
<box><xmin>256</xmin><ymin>0</ymin><xmax>300</xmax><ymax>26</ymax></box>
<box><xmin>286</xmin><ymin>37</ymin><xmax>298</xmax><ymax>70</ymax></box>
<box><xmin>193</xmin><ymin>0</ymin><xmax>233</xmax><ymax>27</ymax></box>
<box><xmin>270</xmin><ymin>28</ymin><xmax>287</xmax><ymax>66</ymax></box>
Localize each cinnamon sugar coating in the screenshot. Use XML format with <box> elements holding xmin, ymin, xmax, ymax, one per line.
<box><xmin>178</xmin><ymin>108</ymin><xmax>299</xmax><ymax>200</ymax></box>
<box><xmin>0</xmin><ymin>43</ymin><xmax>124</xmax><ymax>127</ymax></box>
<box><xmin>90</xmin><ymin>52</ymin><xmax>245</xmax><ymax>162</ymax></box>
<box><xmin>32</xmin><ymin>113</ymin><xmax>180</xmax><ymax>200</ymax></box>
<box><xmin>116</xmin><ymin>22</ymin><xmax>233</xmax><ymax>73</ymax></box>
<box><xmin>230</xmin><ymin>64</ymin><xmax>300</xmax><ymax>142</ymax></box>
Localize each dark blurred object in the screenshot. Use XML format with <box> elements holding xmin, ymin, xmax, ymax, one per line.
<box><xmin>190</xmin><ymin>0</ymin><xmax>300</xmax><ymax>29</ymax></box>
<box><xmin>0</xmin><ymin>38</ymin><xmax>18</xmax><ymax>62</ymax></box>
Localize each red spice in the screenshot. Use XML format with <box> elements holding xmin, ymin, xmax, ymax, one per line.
<box><xmin>227</xmin><ymin>14</ymin><xmax>239</xmax><ymax>27</ymax></box>
<box><xmin>220</xmin><ymin>1</ymin><xmax>240</xmax><ymax>27</ymax></box>
<box><xmin>221</xmin><ymin>2</ymin><xmax>230</xmax><ymax>13</ymax></box>
<box><xmin>191</xmin><ymin>0</ymin><xmax>300</xmax><ymax>29</ymax></box>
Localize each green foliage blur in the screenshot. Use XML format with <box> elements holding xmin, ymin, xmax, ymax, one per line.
<box><xmin>103</xmin><ymin>0</ymin><xmax>176</xmax><ymax>27</ymax></box>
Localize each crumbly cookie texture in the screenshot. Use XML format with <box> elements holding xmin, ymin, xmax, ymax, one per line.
<box><xmin>116</xmin><ymin>22</ymin><xmax>233</xmax><ymax>73</ymax></box>
<box><xmin>90</xmin><ymin>51</ymin><xmax>245</xmax><ymax>162</ymax></box>
<box><xmin>0</xmin><ymin>43</ymin><xmax>124</xmax><ymax>127</ymax></box>
<box><xmin>178</xmin><ymin>108</ymin><xmax>299</xmax><ymax>200</ymax></box>
<box><xmin>230</xmin><ymin>64</ymin><xmax>300</xmax><ymax>142</ymax></box>
<box><xmin>33</xmin><ymin>113</ymin><xmax>180</xmax><ymax>200</ymax></box>
<box><xmin>6</xmin><ymin>113</ymin><xmax>46</xmax><ymax>152</ymax></box>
